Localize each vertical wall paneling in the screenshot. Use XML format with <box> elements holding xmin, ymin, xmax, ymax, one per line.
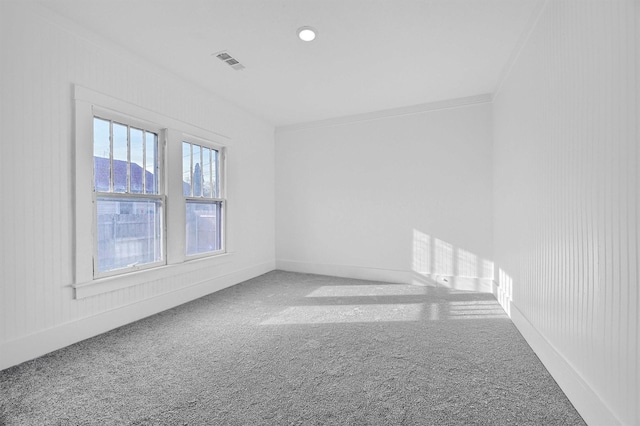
<box><xmin>636</xmin><ymin>0</ymin><xmax>640</xmax><ymax>418</ymax></box>
<box><xmin>0</xmin><ymin>5</ymin><xmax>11</xmax><ymax>344</ymax></box>
<box><xmin>0</xmin><ymin>2</ymin><xmax>275</xmax><ymax>370</ymax></box>
<box><xmin>493</xmin><ymin>1</ymin><xmax>638</xmax><ymax>424</ymax></box>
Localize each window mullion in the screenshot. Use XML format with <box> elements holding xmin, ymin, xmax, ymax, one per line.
<box><xmin>126</xmin><ymin>125</ymin><xmax>131</xmax><ymax>193</ymax></box>
<box><xmin>209</xmin><ymin>149</ymin><xmax>213</xmax><ymax>198</ymax></box>
<box><xmin>185</xmin><ymin>196</ymin><xmax>225</xmax><ymax>203</ymax></box>
<box><xmin>96</xmin><ymin>191</ymin><xmax>164</xmax><ymax>201</ymax></box>
<box><xmin>216</xmin><ymin>149</ymin><xmax>220</xmax><ymax>198</ymax></box>
<box><xmin>142</xmin><ymin>131</ymin><xmax>146</xmax><ymax>194</ymax></box>
<box><xmin>189</xmin><ymin>143</ymin><xmax>193</xmax><ymax>197</ymax></box>
<box><xmin>109</xmin><ymin>121</ymin><xmax>114</xmax><ymax>192</ymax></box>
<box><xmin>200</xmin><ymin>145</ymin><xmax>204</xmax><ymax>198</ymax></box>
<box><xmin>153</xmin><ymin>133</ymin><xmax>159</xmax><ymax>194</ymax></box>
<box><xmin>219</xmin><ymin>148</ymin><xmax>224</xmax><ymax>198</ymax></box>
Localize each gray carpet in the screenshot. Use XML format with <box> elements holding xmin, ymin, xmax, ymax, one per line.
<box><xmin>1</xmin><ymin>271</ymin><xmax>585</xmax><ymax>425</ymax></box>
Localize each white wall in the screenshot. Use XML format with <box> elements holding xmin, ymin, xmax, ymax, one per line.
<box><xmin>492</xmin><ymin>1</ymin><xmax>639</xmax><ymax>425</ymax></box>
<box><xmin>0</xmin><ymin>2</ymin><xmax>275</xmax><ymax>370</ymax></box>
<box><xmin>3</xmin><ymin>1</ymin><xmax>637</xmax><ymax>423</ymax></box>
<box><xmin>276</xmin><ymin>100</ymin><xmax>494</xmax><ymax>291</ymax></box>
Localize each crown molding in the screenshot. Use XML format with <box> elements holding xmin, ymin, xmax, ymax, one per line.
<box><xmin>276</xmin><ymin>93</ymin><xmax>493</xmax><ymax>134</ymax></box>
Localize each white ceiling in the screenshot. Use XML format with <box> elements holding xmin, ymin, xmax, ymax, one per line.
<box><xmin>37</xmin><ymin>0</ymin><xmax>543</xmax><ymax>127</ymax></box>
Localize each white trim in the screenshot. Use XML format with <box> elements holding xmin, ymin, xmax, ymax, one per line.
<box><xmin>275</xmin><ymin>94</ymin><xmax>493</xmax><ymax>134</ymax></box>
<box><xmin>637</xmin><ymin>2</ymin><xmax>640</xmax><ymax>422</ymax></box>
<box><xmin>276</xmin><ymin>259</ymin><xmax>410</xmax><ymax>284</ymax></box>
<box><xmin>92</xmin><ymin>106</ymin><xmax>165</xmax><ymax>135</ymax></box>
<box><xmin>182</xmin><ymin>133</ymin><xmax>227</xmax><ymax>150</ymax></box>
<box><xmin>1</xmin><ymin>261</ymin><xmax>275</xmax><ymax>371</ymax></box>
<box><xmin>74</xmin><ymin>252</ymin><xmax>235</xmax><ymax>299</ymax></box>
<box><xmin>74</xmin><ymin>85</ymin><xmax>232</xmax><ymax>297</ymax></box>
<box><xmin>74</xmin><ymin>85</ymin><xmax>231</xmax><ymax>143</ymax></box>
<box><xmin>503</xmin><ymin>299</ymin><xmax>622</xmax><ymax>426</ymax></box>
<box><xmin>75</xmin><ymin>97</ymin><xmax>96</xmax><ymax>284</ymax></box>
<box><xmin>417</xmin><ymin>273</ymin><xmax>494</xmax><ymax>293</ymax></box>
<box><xmin>277</xmin><ymin>260</ymin><xmax>495</xmax><ymax>292</ymax></box>
<box><xmin>165</xmin><ymin>128</ymin><xmax>186</xmax><ymax>265</ymax></box>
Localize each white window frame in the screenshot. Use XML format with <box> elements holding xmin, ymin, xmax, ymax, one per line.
<box><xmin>91</xmin><ymin>113</ymin><xmax>167</xmax><ymax>278</ymax></box>
<box><xmin>182</xmin><ymin>135</ymin><xmax>227</xmax><ymax>260</ymax></box>
<box><xmin>73</xmin><ymin>85</ymin><xmax>232</xmax><ymax>299</ymax></box>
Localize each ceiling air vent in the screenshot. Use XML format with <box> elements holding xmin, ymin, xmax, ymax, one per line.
<box><xmin>214</xmin><ymin>51</ymin><xmax>245</xmax><ymax>71</ymax></box>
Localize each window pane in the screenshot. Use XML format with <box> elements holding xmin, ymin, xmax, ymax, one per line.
<box><xmin>192</xmin><ymin>144</ymin><xmax>202</xmax><ymax>197</ymax></box>
<box><xmin>112</xmin><ymin>123</ymin><xmax>128</xmax><ymax>193</ymax></box>
<box><xmin>96</xmin><ymin>197</ymin><xmax>162</xmax><ymax>273</ymax></box>
<box><xmin>212</xmin><ymin>149</ymin><xmax>219</xmax><ymax>198</ymax></box>
<box><xmin>93</xmin><ymin>118</ymin><xmax>111</xmax><ymax>192</ymax></box>
<box><xmin>145</xmin><ymin>132</ymin><xmax>157</xmax><ymax>194</ymax></box>
<box><xmin>182</xmin><ymin>142</ymin><xmax>191</xmax><ymax>196</ymax></box>
<box><xmin>202</xmin><ymin>147</ymin><xmax>211</xmax><ymax>197</ymax></box>
<box><xmin>186</xmin><ymin>201</ymin><xmax>221</xmax><ymax>255</ymax></box>
<box><xmin>130</xmin><ymin>128</ymin><xmax>144</xmax><ymax>194</ymax></box>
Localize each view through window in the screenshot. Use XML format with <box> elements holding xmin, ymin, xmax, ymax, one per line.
<box><xmin>93</xmin><ymin>117</ymin><xmax>163</xmax><ymax>275</ymax></box>
<box><xmin>183</xmin><ymin>141</ymin><xmax>224</xmax><ymax>256</ymax></box>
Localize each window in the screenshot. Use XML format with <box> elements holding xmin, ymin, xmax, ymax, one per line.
<box><xmin>93</xmin><ymin>116</ymin><xmax>164</xmax><ymax>276</ymax></box>
<box><xmin>182</xmin><ymin>140</ymin><xmax>225</xmax><ymax>256</ymax></box>
<box><xmin>74</xmin><ymin>86</ymin><xmax>231</xmax><ymax>298</ymax></box>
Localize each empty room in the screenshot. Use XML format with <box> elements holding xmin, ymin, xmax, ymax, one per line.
<box><xmin>0</xmin><ymin>0</ymin><xmax>638</xmax><ymax>425</ymax></box>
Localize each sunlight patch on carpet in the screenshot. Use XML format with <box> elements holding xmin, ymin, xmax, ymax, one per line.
<box><xmin>447</xmin><ymin>300</ymin><xmax>508</xmax><ymax>319</ymax></box>
<box><xmin>260</xmin><ymin>303</ymin><xmax>424</xmax><ymax>325</ymax></box>
<box><xmin>305</xmin><ymin>284</ymin><xmax>426</xmax><ymax>298</ymax></box>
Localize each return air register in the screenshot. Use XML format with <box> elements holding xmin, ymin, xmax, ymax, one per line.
<box><xmin>214</xmin><ymin>51</ymin><xmax>245</xmax><ymax>71</ymax></box>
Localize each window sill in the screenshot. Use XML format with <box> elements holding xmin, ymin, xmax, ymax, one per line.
<box><xmin>73</xmin><ymin>252</ymin><xmax>234</xmax><ymax>299</ymax></box>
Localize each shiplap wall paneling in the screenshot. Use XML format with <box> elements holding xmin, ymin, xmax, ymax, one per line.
<box><xmin>0</xmin><ymin>1</ymin><xmax>275</xmax><ymax>370</ymax></box>
<box><xmin>493</xmin><ymin>1</ymin><xmax>638</xmax><ymax>424</ymax></box>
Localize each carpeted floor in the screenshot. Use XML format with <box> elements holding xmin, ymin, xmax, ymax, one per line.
<box><xmin>1</xmin><ymin>271</ymin><xmax>585</xmax><ymax>425</ymax></box>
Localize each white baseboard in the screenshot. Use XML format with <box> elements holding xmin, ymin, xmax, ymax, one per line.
<box><xmin>276</xmin><ymin>259</ymin><xmax>494</xmax><ymax>292</ymax></box>
<box><xmin>506</xmin><ymin>300</ymin><xmax>620</xmax><ymax>426</ymax></box>
<box><xmin>425</xmin><ymin>274</ymin><xmax>494</xmax><ymax>292</ymax></box>
<box><xmin>276</xmin><ymin>259</ymin><xmax>411</xmax><ymax>284</ymax></box>
<box><xmin>0</xmin><ymin>261</ymin><xmax>275</xmax><ymax>371</ymax></box>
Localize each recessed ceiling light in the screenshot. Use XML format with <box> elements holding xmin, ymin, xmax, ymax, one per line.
<box><xmin>297</xmin><ymin>26</ymin><xmax>317</xmax><ymax>42</ymax></box>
